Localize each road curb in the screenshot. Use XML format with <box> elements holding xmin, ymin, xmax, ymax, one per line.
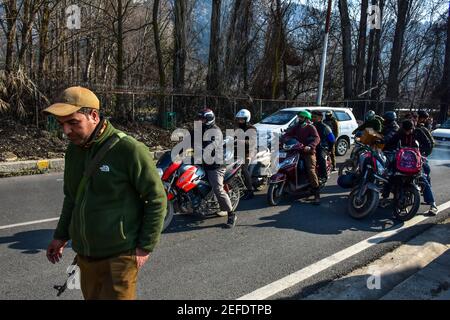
<box><xmin>0</xmin><ymin>158</ymin><xmax>65</xmax><ymax>177</ymax></box>
<box><xmin>0</xmin><ymin>150</ymin><xmax>169</xmax><ymax>177</ymax></box>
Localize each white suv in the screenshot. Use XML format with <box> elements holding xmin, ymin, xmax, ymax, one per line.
<box><xmin>254</xmin><ymin>106</ymin><xmax>359</xmax><ymax>156</ymax></box>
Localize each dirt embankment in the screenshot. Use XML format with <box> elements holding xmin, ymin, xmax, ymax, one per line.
<box><xmin>0</xmin><ymin>118</ymin><xmax>174</xmax><ymax>161</ymax></box>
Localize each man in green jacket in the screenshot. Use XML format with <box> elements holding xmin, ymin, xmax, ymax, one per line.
<box><xmin>45</xmin><ymin>86</ymin><xmax>167</xmax><ymax>300</ymax></box>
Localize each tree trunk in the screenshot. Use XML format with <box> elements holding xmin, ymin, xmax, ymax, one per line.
<box><xmin>338</xmin><ymin>0</ymin><xmax>353</xmax><ymax>99</ymax></box>
<box><xmin>355</xmin><ymin>0</ymin><xmax>369</xmax><ymax>96</ymax></box>
<box><xmin>116</xmin><ymin>0</ymin><xmax>125</xmax><ymax>88</ymax></box>
<box><xmin>206</xmin><ymin>0</ymin><xmax>221</xmax><ymax>94</ymax></box>
<box><xmin>18</xmin><ymin>0</ymin><xmax>33</xmax><ymax>66</ymax></box>
<box><xmin>173</xmin><ymin>0</ymin><xmax>187</xmax><ymax>91</ymax></box>
<box><xmin>385</xmin><ymin>0</ymin><xmax>410</xmax><ymax>108</ymax></box>
<box><xmin>224</xmin><ymin>0</ymin><xmax>253</xmax><ymax>92</ymax></box>
<box><xmin>439</xmin><ymin>1</ymin><xmax>450</xmax><ymax>123</ymax></box>
<box><xmin>4</xmin><ymin>0</ymin><xmax>18</xmax><ymax>73</ymax></box>
<box><xmin>153</xmin><ymin>0</ymin><xmax>166</xmax><ymax>89</ymax></box>
<box><xmin>38</xmin><ymin>2</ymin><xmax>50</xmax><ymax>82</ymax></box>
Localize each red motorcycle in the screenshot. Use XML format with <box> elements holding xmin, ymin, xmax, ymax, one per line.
<box><xmin>389</xmin><ymin>145</ymin><xmax>423</xmax><ymax>221</ymax></box>
<box><xmin>156</xmin><ymin>150</ymin><xmax>245</xmax><ymax>231</ymax></box>
<box><xmin>267</xmin><ymin>138</ymin><xmax>331</xmax><ymax>206</ymax></box>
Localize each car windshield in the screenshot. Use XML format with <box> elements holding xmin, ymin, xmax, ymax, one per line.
<box><xmin>260</xmin><ymin>110</ymin><xmax>298</xmax><ymax>125</ymax></box>
<box><xmin>441</xmin><ymin>120</ymin><xmax>450</xmax><ymax>129</ymax></box>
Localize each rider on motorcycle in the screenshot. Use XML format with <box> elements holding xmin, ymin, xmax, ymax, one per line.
<box><xmin>312</xmin><ymin>110</ymin><xmax>335</xmax><ymax>184</ymax></box>
<box><xmin>193</xmin><ymin>108</ymin><xmax>238</xmax><ymax>228</ymax></box>
<box><xmin>324</xmin><ymin>111</ymin><xmax>339</xmax><ymax>171</ymax></box>
<box><xmin>282</xmin><ymin>110</ymin><xmax>321</xmax><ymax>205</ymax></box>
<box><xmin>353</xmin><ymin>110</ymin><xmax>383</xmax><ymax>135</ymax></box>
<box><xmin>382</xmin><ymin>111</ymin><xmax>400</xmax><ymax>147</ymax></box>
<box><xmin>383</xmin><ymin>120</ymin><xmax>438</xmax><ymax>215</ymax></box>
<box><xmin>234</xmin><ymin>108</ymin><xmax>257</xmax><ymax>200</ymax></box>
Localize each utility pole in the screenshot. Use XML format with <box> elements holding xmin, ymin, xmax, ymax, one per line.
<box><xmin>317</xmin><ymin>0</ymin><xmax>333</xmax><ymax>106</ymax></box>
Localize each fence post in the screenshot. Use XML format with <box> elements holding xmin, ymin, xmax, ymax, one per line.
<box><xmin>132</xmin><ymin>93</ymin><xmax>135</xmax><ymax>122</ymax></box>
<box><xmin>260</xmin><ymin>100</ymin><xmax>263</xmax><ymax>120</ymax></box>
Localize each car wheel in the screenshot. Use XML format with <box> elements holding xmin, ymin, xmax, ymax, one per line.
<box><xmin>336</xmin><ymin>138</ymin><xmax>349</xmax><ymax>156</ymax></box>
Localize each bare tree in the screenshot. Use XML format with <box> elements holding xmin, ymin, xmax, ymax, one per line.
<box><xmin>173</xmin><ymin>0</ymin><xmax>187</xmax><ymax>91</ymax></box>
<box><xmin>2</xmin><ymin>0</ymin><xmax>19</xmax><ymax>73</ymax></box>
<box><xmin>355</xmin><ymin>0</ymin><xmax>369</xmax><ymax>96</ymax></box>
<box><xmin>338</xmin><ymin>0</ymin><xmax>353</xmax><ymax>99</ymax></box>
<box><xmin>153</xmin><ymin>0</ymin><xmax>166</xmax><ymax>89</ymax></box>
<box><xmin>206</xmin><ymin>0</ymin><xmax>221</xmax><ymax>94</ymax></box>
<box><xmin>439</xmin><ymin>1</ymin><xmax>450</xmax><ymax>123</ymax></box>
<box><xmin>385</xmin><ymin>0</ymin><xmax>411</xmax><ymax>107</ymax></box>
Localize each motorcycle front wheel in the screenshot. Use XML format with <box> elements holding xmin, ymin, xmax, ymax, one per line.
<box><xmin>267</xmin><ymin>182</ymin><xmax>285</xmax><ymax>206</ymax></box>
<box><xmin>348</xmin><ymin>188</ymin><xmax>379</xmax><ymax>219</ymax></box>
<box><xmin>162</xmin><ymin>200</ymin><xmax>175</xmax><ymax>231</ymax></box>
<box><xmin>393</xmin><ymin>185</ymin><xmax>420</xmax><ymax>221</ymax></box>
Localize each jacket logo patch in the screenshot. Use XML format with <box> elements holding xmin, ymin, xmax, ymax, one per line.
<box><xmin>100</xmin><ymin>165</ymin><xmax>110</xmax><ymax>172</ymax></box>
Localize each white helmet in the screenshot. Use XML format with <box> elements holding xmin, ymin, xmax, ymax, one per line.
<box><xmin>235</xmin><ymin>109</ymin><xmax>251</xmax><ymax>123</ymax></box>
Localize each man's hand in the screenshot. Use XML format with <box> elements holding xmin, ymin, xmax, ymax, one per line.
<box><xmin>135</xmin><ymin>248</ymin><xmax>151</xmax><ymax>269</ymax></box>
<box><xmin>46</xmin><ymin>239</ymin><xmax>68</xmax><ymax>264</ymax></box>
<box><xmin>304</xmin><ymin>146</ymin><xmax>312</xmax><ymax>153</ymax></box>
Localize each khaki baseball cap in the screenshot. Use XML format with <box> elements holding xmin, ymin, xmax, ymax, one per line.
<box><xmin>44</xmin><ymin>86</ymin><xmax>100</xmax><ymax>117</ymax></box>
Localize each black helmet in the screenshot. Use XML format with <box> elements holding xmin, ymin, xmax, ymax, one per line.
<box><xmin>383</xmin><ymin>111</ymin><xmax>397</xmax><ymax>122</ymax></box>
<box><xmin>418</xmin><ymin>110</ymin><xmax>429</xmax><ymax>119</ymax></box>
<box><xmin>311</xmin><ymin>110</ymin><xmax>323</xmax><ymax>117</ymax></box>
<box><xmin>337</xmin><ymin>172</ymin><xmax>357</xmax><ymax>189</ymax></box>
<box><xmin>197</xmin><ymin>108</ymin><xmax>215</xmax><ymax>128</ymax></box>
<box><xmin>365</xmin><ymin>110</ymin><xmax>376</xmax><ymax>121</ymax></box>
<box><xmin>402</xmin><ymin>120</ymin><xmax>414</xmax><ymax>131</ymax></box>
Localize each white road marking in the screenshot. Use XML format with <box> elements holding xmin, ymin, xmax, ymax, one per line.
<box><xmin>238</xmin><ymin>199</ymin><xmax>450</xmax><ymax>300</ymax></box>
<box><xmin>0</xmin><ymin>218</ymin><xmax>60</xmax><ymax>230</ymax></box>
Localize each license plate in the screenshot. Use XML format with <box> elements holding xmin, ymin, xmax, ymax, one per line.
<box><xmin>279</xmin><ymin>152</ymin><xmax>287</xmax><ymax>158</ymax></box>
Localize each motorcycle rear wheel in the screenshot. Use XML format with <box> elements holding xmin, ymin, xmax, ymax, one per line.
<box><xmin>228</xmin><ymin>178</ymin><xmax>241</xmax><ymax>212</ymax></box>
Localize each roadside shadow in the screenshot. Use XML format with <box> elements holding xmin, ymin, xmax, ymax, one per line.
<box><xmin>246</xmin><ymin>193</ymin><xmax>400</xmax><ymax>235</ymax></box>
<box><xmin>163</xmin><ymin>213</ymin><xmax>227</xmax><ymax>234</ymax></box>
<box><xmin>0</xmin><ymin>229</ymin><xmax>71</xmax><ymax>254</ymax></box>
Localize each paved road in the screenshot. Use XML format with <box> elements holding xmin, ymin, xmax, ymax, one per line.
<box><xmin>0</xmin><ymin>149</ymin><xmax>449</xmax><ymax>300</ymax></box>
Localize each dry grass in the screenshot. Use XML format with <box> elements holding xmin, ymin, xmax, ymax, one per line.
<box><xmin>0</xmin><ymin>68</ymin><xmax>49</xmax><ymax>119</ymax></box>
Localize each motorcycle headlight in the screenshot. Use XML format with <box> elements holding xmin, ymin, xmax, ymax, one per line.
<box><xmin>157</xmin><ymin>168</ymin><xmax>164</xmax><ymax>178</ymax></box>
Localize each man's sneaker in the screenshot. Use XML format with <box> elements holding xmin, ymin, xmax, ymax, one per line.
<box><xmin>427</xmin><ymin>204</ymin><xmax>439</xmax><ymax>216</ymax></box>
<box><xmin>242</xmin><ymin>191</ymin><xmax>254</xmax><ymax>200</ymax></box>
<box><xmin>331</xmin><ymin>167</ymin><xmax>337</xmax><ymax>172</ymax></box>
<box><xmin>225</xmin><ymin>213</ymin><xmax>237</xmax><ymax>228</ymax></box>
